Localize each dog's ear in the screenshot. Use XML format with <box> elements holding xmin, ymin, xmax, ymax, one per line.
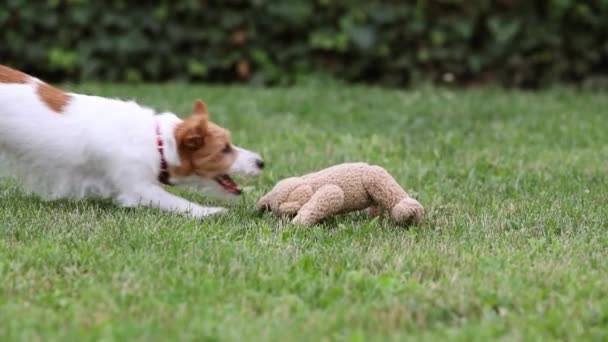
<box><xmin>191</xmin><ymin>99</ymin><xmax>209</xmax><ymax>133</ymax></box>
<box><xmin>175</xmin><ymin>99</ymin><xmax>209</xmax><ymax>150</ymax></box>
<box><xmin>175</xmin><ymin>119</ymin><xmax>205</xmax><ymax>150</ymax></box>
<box><xmin>182</xmin><ymin>130</ymin><xmax>204</xmax><ymax>150</ymax></box>
<box><xmin>192</xmin><ymin>99</ymin><xmax>208</xmax><ymax>118</ymax></box>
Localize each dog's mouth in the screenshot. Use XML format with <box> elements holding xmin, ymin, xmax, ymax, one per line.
<box><xmin>214</xmin><ymin>174</ymin><xmax>242</xmax><ymax>195</ymax></box>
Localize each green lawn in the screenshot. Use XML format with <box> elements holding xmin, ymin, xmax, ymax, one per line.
<box><xmin>1</xmin><ymin>84</ymin><xmax>607</xmax><ymax>341</ymax></box>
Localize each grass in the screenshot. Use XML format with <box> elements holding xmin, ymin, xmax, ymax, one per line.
<box><xmin>1</xmin><ymin>83</ymin><xmax>607</xmax><ymax>341</ymax></box>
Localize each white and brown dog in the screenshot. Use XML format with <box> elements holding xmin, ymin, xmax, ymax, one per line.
<box><xmin>0</xmin><ymin>65</ymin><xmax>264</xmax><ymax>218</ymax></box>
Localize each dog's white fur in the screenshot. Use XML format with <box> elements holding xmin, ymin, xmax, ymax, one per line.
<box><xmin>0</xmin><ymin>79</ymin><xmax>263</xmax><ymax>218</ymax></box>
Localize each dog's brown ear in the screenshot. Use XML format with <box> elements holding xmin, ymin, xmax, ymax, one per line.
<box><xmin>175</xmin><ymin>120</ymin><xmax>205</xmax><ymax>150</ymax></box>
<box><xmin>192</xmin><ymin>99</ymin><xmax>208</xmax><ymax>117</ymax></box>
<box><xmin>191</xmin><ymin>99</ymin><xmax>209</xmax><ymax>133</ymax></box>
<box><xmin>183</xmin><ymin>131</ymin><xmax>204</xmax><ymax>150</ymax></box>
<box><xmin>175</xmin><ymin>100</ymin><xmax>210</xmax><ymax>150</ymax></box>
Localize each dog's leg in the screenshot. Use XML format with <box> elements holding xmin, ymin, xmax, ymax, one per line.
<box><xmin>117</xmin><ymin>185</ymin><xmax>225</xmax><ymax>218</ymax></box>
<box><xmin>291</xmin><ymin>184</ymin><xmax>344</xmax><ymax>225</ymax></box>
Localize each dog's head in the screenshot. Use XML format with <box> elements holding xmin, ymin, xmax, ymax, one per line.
<box><xmin>170</xmin><ymin>100</ymin><xmax>264</xmax><ymax>196</ymax></box>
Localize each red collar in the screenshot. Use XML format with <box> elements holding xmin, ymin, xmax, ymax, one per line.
<box><xmin>155</xmin><ymin>121</ymin><xmax>172</xmax><ymax>186</ymax></box>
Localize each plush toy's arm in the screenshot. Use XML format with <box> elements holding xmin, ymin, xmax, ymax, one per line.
<box><xmin>278</xmin><ymin>202</ymin><xmax>303</xmax><ymax>216</ymax></box>
<box><xmin>256</xmin><ymin>177</ymin><xmax>307</xmax><ymax>214</ymax></box>
<box><xmin>277</xmin><ymin>184</ymin><xmax>313</xmax><ymax>216</ymax></box>
<box><xmin>292</xmin><ymin>184</ymin><xmax>344</xmax><ymax>225</ymax></box>
<box><xmin>256</xmin><ymin>193</ymin><xmax>272</xmax><ymax>212</ymax></box>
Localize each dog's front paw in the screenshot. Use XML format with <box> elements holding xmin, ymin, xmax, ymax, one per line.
<box><xmin>191</xmin><ymin>207</ymin><xmax>227</xmax><ymax>218</ymax></box>
<box><xmin>206</xmin><ymin>207</ymin><xmax>227</xmax><ymax>216</ymax></box>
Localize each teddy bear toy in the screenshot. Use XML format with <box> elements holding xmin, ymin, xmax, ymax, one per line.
<box><xmin>256</xmin><ymin>163</ymin><xmax>424</xmax><ymax>226</ymax></box>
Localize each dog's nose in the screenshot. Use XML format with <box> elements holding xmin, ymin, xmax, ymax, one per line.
<box><xmin>255</xmin><ymin>159</ymin><xmax>265</xmax><ymax>169</ymax></box>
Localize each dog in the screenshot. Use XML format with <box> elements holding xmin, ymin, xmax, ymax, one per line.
<box><xmin>0</xmin><ymin>64</ymin><xmax>264</xmax><ymax>218</ymax></box>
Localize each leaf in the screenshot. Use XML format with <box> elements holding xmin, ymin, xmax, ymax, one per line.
<box><xmin>349</xmin><ymin>26</ymin><xmax>376</xmax><ymax>50</ymax></box>
<box><xmin>488</xmin><ymin>17</ymin><xmax>521</xmax><ymax>44</ymax></box>
<box><xmin>48</xmin><ymin>48</ymin><xmax>77</xmax><ymax>71</ymax></box>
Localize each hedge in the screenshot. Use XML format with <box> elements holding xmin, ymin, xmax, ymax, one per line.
<box><xmin>1</xmin><ymin>0</ymin><xmax>607</xmax><ymax>88</ymax></box>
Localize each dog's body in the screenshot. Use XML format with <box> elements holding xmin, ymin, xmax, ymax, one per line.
<box><xmin>0</xmin><ymin>65</ymin><xmax>264</xmax><ymax>217</ymax></box>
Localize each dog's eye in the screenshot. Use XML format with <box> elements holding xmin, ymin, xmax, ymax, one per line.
<box><xmin>222</xmin><ymin>143</ymin><xmax>232</xmax><ymax>154</ymax></box>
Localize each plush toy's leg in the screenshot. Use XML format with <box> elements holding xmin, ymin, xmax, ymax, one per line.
<box><xmin>389</xmin><ymin>197</ymin><xmax>424</xmax><ymax>225</ymax></box>
<box><xmin>363</xmin><ymin>165</ymin><xmax>424</xmax><ymax>225</ymax></box>
<box><xmin>367</xmin><ymin>205</ymin><xmax>385</xmax><ymax>218</ymax></box>
<box><xmin>292</xmin><ymin>184</ymin><xmax>344</xmax><ymax>225</ymax></box>
<box><xmin>278</xmin><ymin>184</ymin><xmax>314</xmax><ymax>217</ymax></box>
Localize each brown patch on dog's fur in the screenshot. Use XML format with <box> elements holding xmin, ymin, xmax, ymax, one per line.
<box><xmin>0</xmin><ymin>65</ymin><xmax>29</xmax><ymax>84</ymax></box>
<box><xmin>37</xmin><ymin>82</ymin><xmax>71</xmax><ymax>113</ymax></box>
<box><xmin>170</xmin><ymin>100</ymin><xmax>236</xmax><ymax>178</ymax></box>
<box><xmin>0</xmin><ymin>64</ymin><xmax>71</xmax><ymax>113</ymax></box>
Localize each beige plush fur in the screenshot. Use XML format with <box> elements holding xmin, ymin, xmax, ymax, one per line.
<box><xmin>256</xmin><ymin>163</ymin><xmax>424</xmax><ymax>226</ymax></box>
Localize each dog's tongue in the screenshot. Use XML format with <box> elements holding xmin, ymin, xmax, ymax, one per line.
<box><xmin>215</xmin><ymin>175</ymin><xmax>242</xmax><ymax>195</ymax></box>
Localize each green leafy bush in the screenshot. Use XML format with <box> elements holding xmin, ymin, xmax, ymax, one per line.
<box><xmin>1</xmin><ymin>0</ymin><xmax>607</xmax><ymax>87</ymax></box>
